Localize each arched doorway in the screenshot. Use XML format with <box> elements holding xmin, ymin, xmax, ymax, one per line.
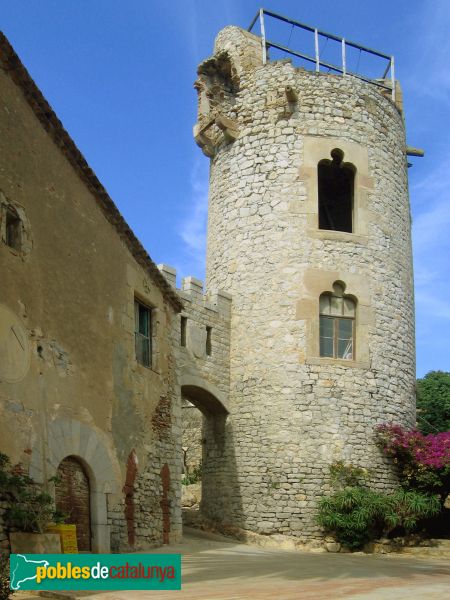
<box><xmin>180</xmin><ymin>379</ymin><xmax>228</xmax><ymax>524</ymax></box>
<box><xmin>55</xmin><ymin>456</ymin><xmax>92</xmax><ymax>551</ymax></box>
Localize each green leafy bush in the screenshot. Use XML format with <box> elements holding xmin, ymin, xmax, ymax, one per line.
<box><xmin>0</xmin><ymin>553</ymin><xmax>14</xmax><ymax>600</ymax></box>
<box><xmin>329</xmin><ymin>460</ymin><xmax>369</xmax><ymax>487</ymax></box>
<box><xmin>0</xmin><ymin>452</ymin><xmax>64</xmax><ymax>534</ymax></box>
<box><xmin>417</xmin><ymin>371</ymin><xmax>450</xmax><ymax>434</ymax></box>
<box><xmin>317</xmin><ymin>461</ymin><xmax>441</xmax><ymax>550</ymax></box>
<box><xmin>181</xmin><ymin>463</ymin><xmax>202</xmax><ymax>486</ymax></box>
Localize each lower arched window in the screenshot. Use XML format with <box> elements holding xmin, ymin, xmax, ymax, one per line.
<box><xmin>319</xmin><ymin>282</ymin><xmax>356</xmax><ymax>360</ymax></box>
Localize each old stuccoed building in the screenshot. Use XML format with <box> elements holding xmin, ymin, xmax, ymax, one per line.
<box><xmin>0</xmin><ymin>33</ymin><xmax>184</xmax><ymax>553</ymax></box>
<box><xmin>0</xmin><ymin>11</ymin><xmax>418</xmax><ymax>552</ymax></box>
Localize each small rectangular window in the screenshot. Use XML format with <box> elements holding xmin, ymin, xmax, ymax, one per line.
<box><xmin>5</xmin><ymin>208</ymin><xmax>21</xmax><ymax>251</ymax></box>
<box><xmin>180</xmin><ymin>316</ymin><xmax>187</xmax><ymax>347</ymax></box>
<box><xmin>206</xmin><ymin>326</ymin><xmax>212</xmax><ymax>356</ymax></box>
<box><xmin>135</xmin><ymin>300</ymin><xmax>151</xmax><ymax>367</ymax></box>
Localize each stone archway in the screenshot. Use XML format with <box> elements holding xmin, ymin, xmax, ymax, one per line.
<box><xmin>55</xmin><ymin>456</ymin><xmax>92</xmax><ymax>551</ymax></box>
<box><xmin>179</xmin><ymin>375</ymin><xmax>229</xmax><ymax>415</ymax></box>
<box><xmin>180</xmin><ymin>376</ymin><xmax>228</xmax><ymax>522</ymax></box>
<box><xmin>29</xmin><ymin>418</ymin><xmax>120</xmax><ymax>553</ymax></box>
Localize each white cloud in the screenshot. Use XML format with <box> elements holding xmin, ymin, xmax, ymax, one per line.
<box><xmin>176</xmin><ymin>157</ymin><xmax>209</xmax><ymax>280</ymax></box>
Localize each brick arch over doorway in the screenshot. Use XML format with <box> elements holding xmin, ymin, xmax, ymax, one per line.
<box><xmin>55</xmin><ymin>456</ymin><xmax>92</xmax><ymax>551</ymax></box>
<box><xmin>29</xmin><ymin>418</ymin><xmax>120</xmax><ymax>553</ymax></box>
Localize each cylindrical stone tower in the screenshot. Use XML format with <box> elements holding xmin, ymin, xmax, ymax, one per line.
<box><xmin>194</xmin><ymin>25</ymin><xmax>415</xmax><ymax>543</ymax></box>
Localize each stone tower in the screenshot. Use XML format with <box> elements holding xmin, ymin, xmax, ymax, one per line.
<box><xmin>193</xmin><ymin>23</ymin><xmax>416</xmax><ymax>543</ymax></box>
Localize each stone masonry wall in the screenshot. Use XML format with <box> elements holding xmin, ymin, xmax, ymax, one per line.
<box><xmin>195</xmin><ymin>26</ymin><xmax>416</xmax><ymax>543</ymax></box>
<box><xmin>157</xmin><ymin>265</ymin><xmax>232</xmax><ymax>520</ymax></box>
<box><xmin>182</xmin><ymin>399</ymin><xmax>203</xmax><ymax>474</ymax></box>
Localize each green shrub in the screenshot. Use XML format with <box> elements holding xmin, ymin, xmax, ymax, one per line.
<box><xmin>416</xmin><ymin>371</ymin><xmax>450</xmax><ymax>434</ymax></box>
<box><xmin>181</xmin><ymin>463</ymin><xmax>202</xmax><ymax>486</ymax></box>
<box><xmin>0</xmin><ymin>453</ymin><xmax>64</xmax><ymax>534</ymax></box>
<box><xmin>329</xmin><ymin>460</ymin><xmax>370</xmax><ymax>487</ymax></box>
<box><xmin>0</xmin><ymin>553</ymin><xmax>14</xmax><ymax>600</ymax></box>
<box><xmin>318</xmin><ymin>486</ymin><xmax>440</xmax><ymax>550</ymax></box>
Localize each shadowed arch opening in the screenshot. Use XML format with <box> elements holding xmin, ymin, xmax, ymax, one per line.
<box><xmin>180</xmin><ymin>379</ymin><xmax>228</xmax><ymax>525</ymax></box>
<box><xmin>318</xmin><ymin>148</ymin><xmax>355</xmax><ymax>233</ymax></box>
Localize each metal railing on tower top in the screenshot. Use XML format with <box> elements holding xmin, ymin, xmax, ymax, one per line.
<box><xmin>248</xmin><ymin>9</ymin><xmax>396</xmax><ymax>102</ymax></box>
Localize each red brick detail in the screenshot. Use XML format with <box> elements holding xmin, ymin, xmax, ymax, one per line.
<box><xmin>152</xmin><ymin>396</ymin><xmax>171</xmax><ymax>436</ymax></box>
<box><xmin>160</xmin><ymin>463</ymin><xmax>170</xmax><ymax>544</ymax></box>
<box><xmin>55</xmin><ymin>456</ymin><xmax>91</xmax><ymax>551</ymax></box>
<box><xmin>123</xmin><ymin>450</ymin><xmax>138</xmax><ymax>547</ymax></box>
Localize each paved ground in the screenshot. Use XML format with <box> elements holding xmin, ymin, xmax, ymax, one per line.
<box><xmin>17</xmin><ymin>529</ymin><xmax>450</xmax><ymax>600</ymax></box>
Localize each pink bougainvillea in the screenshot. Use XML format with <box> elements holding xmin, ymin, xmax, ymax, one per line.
<box><xmin>375</xmin><ymin>423</ymin><xmax>450</xmax><ymax>495</ymax></box>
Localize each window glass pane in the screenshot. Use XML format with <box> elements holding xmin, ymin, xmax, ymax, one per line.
<box><xmin>138</xmin><ymin>304</ymin><xmax>149</xmax><ymax>336</ymax></box>
<box><xmin>337</xmin><ymin>338</ymin><xmax>353</xmax><ymax>360</ymax></box>
<box><xmin>343</xmin><ymin>297</ymin><xmax>356</xmax><ymax>317</ymax></box>
<box><xmin>320</xmin><ymin>316</ymin><xmax>334</xmax><ymax>337</ymax></box>
<box><xmin>319</xmin><ymin>294</ymin><xmax>331</xmax><ymax>315</ymax></box>
<box><xmin>337</xmin><ymin>319</ymin><xmax>353</xmax><ymax>360</ymax></box>
<box><xmin>338</xmin><ymin>318</ymin><xmax>353</xmax><ymax>338</ymax></box>
<box><xmin>320</xmin><ymin>316</ymin><xmax>334</xmax><ymax>357</ymax></box>
<box><xmin>330</xmin><ymin>295</ymin><xmax>343</xmax><ymax>316</ymax></box>
<box><xmin>135</xmin><ymin>334</ymin><xmax>150</xmax><ymax>366</ymax></box>
<box><xmin>332</xmin><ymin>283</ymin><xmax>344</xmax><ymax>297</ymax></box>
<box><xmin>320</xmin><ymin>336</ymin><xmax>334</xmax><ymax>358</ymax></box>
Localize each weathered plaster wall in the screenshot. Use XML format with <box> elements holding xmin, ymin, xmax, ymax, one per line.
<box><xmin>0</xmin><ymin>61</ymin><xmax>182</xmax><ymax>552</ymax></box>
<box><xmin>196</xmin><ymin>26</ymin><xmax>416</xmax><ymax>542</ymax></box>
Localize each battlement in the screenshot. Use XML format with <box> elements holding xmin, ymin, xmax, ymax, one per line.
<box><xmin>157</xmin><ymin>264</ymin><xmax>232</xmax><ymax>320</ymax></box>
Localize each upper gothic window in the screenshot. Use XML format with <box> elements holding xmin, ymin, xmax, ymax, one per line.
<box><xmin>318</xmin><ymin>149</ymin><xmax>355</xmax><ymax>233</ymax></box>
<box><xmin>319</xmin><ymin>282</ymin><xmax>356</xmax><ymax>360</ymax></box>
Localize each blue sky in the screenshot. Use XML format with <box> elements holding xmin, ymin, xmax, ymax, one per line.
<box><xmin>2</xmin><ymin>1</ymin><xmax>449</xmax><ymax>377</ymax></box>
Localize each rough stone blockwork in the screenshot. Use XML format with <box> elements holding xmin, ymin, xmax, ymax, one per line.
<box><xmin>157</xmin><ymin>265</ymin><xmax>233</xmax><ymax>520</ymax></box>
<box><xmin>192</xmin><ymin>26</ymin><xmax>416</xmax><ymax>543</ymax></box>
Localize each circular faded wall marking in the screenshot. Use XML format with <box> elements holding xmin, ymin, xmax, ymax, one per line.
<box><xmin>0</xmin><ymin>303</ymin><xmax>30</xmax><ymax>383</ymax></box>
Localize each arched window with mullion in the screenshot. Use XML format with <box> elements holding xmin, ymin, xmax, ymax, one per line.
<box><xmin>319</xmin><ymin>282</ymin><xmax>356</xmax><ymax>360</ymax></box>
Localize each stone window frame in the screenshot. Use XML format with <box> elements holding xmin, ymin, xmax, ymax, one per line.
<box><xmin>301</xmin><ymin>137</ymin><xmax>374</xmax><ymax>243</ymax></box>
<box><xmin>296</xmin><ymin>270</ymin><xmax>373</xmax><ymax>369</ymax></box>
<box><xmin>0</xmin><ymin>191</ymin><xmax>32</xmax><ymax>257</ymax></box>
<box><xmin>319</xmin><ymin>282</ymin><xmax>356</xmax><ymax>360</ymax></box>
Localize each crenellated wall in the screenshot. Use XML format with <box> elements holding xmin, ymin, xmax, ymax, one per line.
<box><xmin>157</xmin><ymin>264</ymin><xmax>233</xmax><ymax>519</ymax></box>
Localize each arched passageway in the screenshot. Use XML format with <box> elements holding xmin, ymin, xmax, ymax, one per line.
<box><xmin>180</xmin><ymin>379</ymin><xmax>228</xmax><ymax>522</ymax></box>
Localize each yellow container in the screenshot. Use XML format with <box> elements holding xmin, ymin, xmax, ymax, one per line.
<box><xmin>47</xmin><ymin>524</ymin><xmax>78</xmax><ymax>554</ymax></box>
